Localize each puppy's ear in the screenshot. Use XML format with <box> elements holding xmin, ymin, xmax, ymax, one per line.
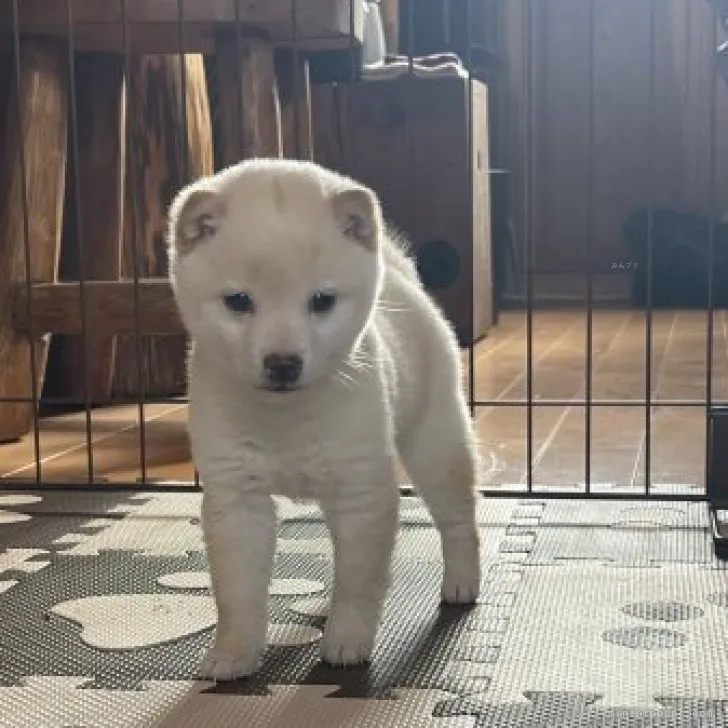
<box><xmin>330</xmin><ymin>185</ymin><xmax>382</xmax><ymax>251</ymax></box>
<box><xmin>168</xmin><ymin>185</ymin><xmax>225</xmax><ymax>256</ymax></box>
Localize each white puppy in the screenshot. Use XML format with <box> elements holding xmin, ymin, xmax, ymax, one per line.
<box><xmin>168</xmin><ymin>158</ymin><xmax>481</xmax><ymax>681</ymax></box>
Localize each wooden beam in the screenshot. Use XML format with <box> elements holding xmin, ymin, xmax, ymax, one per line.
<box><xmin>0</xmin><ymin>0</ymin><xmax>365</xmax><ymax>50</ymax></box>
<box><xmin>0</xmin><ymin>24</ymin><xmax>365</xmax><ymax>56</ymax></box>
<box><xmin>214</xmin><ymin>30</ymin><xmax>282</xmax><ymax>165</ymax></box>
<box><xmin>0</xmin><ymin>39</ymin><xmax>68</xmax><ymax>443</ymax></box>
<box><xmin>13</xmin><ymin>280</ymin><xmax>185</xmax><ymax>336</ymax></box>
<box><xmin>53</xmin><ymin>53</ymin><xmax>125</xmax><ymax>404</ymax></box>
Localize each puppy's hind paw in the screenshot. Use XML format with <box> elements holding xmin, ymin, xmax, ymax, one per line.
<box><xmin>198</xmin><ymin>646</ymin><xmax>263</xmax><ymax>681</ymax></box>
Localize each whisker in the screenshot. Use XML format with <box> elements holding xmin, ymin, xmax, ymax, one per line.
<box><xmin>334</xmin><ymin>370</ymin><xmax>356</xmax><ymax>390</ymax></box>
<box><xmin>345</xmin><ymin>355</ymin><xmax>375</xmax><ymax>373</ymax></box>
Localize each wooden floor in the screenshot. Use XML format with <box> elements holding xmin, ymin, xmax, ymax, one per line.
<box><xmin>0</xmin><ymin>309</ymin><xmax>725</xmax><ymax>491</ymax></box>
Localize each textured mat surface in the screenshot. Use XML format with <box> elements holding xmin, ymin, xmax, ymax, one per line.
<box><xmin>0</xmin><ymin>491</ymin><xmax>727</xmax><ymax>727</ymax></box>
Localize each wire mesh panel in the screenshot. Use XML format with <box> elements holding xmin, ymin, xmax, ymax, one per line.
<box><xmin>484</xmin><ymin>0</ymin><xmax>721</xmax><ymax>505</ymax></box>
<box><xmin>0</xmin><ymin>0</ymin><xmax>724</xmax><ymax>539</ymax></box>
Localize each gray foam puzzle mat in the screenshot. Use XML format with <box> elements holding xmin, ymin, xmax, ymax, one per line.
<box><xmin>0</xmin><ymin>490</ymin><xmax>726</xmax><ymax>727</ymax></box>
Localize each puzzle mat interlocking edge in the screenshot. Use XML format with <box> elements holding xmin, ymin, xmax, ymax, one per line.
<box><xmin>0</xmin><ymin>490</ymin><xmax>727</xmax><ymax>727</ymax></box>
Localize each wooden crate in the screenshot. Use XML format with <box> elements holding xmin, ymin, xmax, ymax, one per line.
<box><xmin>0</xmin><ymin>0</ymin><xmax>365</xmax><ymax>440</ymax></box>
<box><xmin>312</xmin><ymin>75</ymin><xmax>494</xmax><ymax>345</ymax></box>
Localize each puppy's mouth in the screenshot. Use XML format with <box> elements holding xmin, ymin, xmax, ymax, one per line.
<box><xmin>258</xmin><ymin>383</ymin><xmax>301</xmax><ymax>394</ymax></box>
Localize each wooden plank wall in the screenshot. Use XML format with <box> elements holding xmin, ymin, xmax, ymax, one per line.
<box><xmin>501</xmin><ymin>0</ymin><xmax>728</xmax><ymax>273</ymax></box>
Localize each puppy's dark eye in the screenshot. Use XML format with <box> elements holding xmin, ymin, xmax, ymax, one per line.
<box><xmin>223</xmin><ymin>292</ymin><xmax>255</xmax><ymax>314</ymax></box>
<box><xmin>309</xmin><ymin>292</ymin><xmax>337</xmax><ymax>315</ymax></box>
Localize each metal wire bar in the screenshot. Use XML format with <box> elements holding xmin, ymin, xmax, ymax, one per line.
<box><xmin>584</xmin><ymin>0</ymin><xmax>596</xmax><ymax>494</ymax></box>
<box><xmin>234</xmin><ymin>0</ymin><xmax>244</xmax><ymax>164</ymax></box>
<box><xmin>0</xmin><ymin>395</ymin><xmax>188</xmax><ymax>406</ymax></box>
<box><xmin>65</xmin><ymin>1</ymin><xmax>95</xmax><ymax>485</ymax></box>
<box><xmin>644</xmin><ymin>0</ymin><xmax>657</xmax><ymax>497</ymax></box>
<box><xmin>291</xmin><ymin>0</ymin><xmax>301</xmax><ymax>159</ymax></box>
<box><xmin>405</xmin><ymin>0</ymin><xmax>415</xmax><ymax>226</ymax></box>
<box><xmin>473</xmin><ymin>399</ymin><xmax>727</xmax><ymax>408</ymax></box>
<box><xmin>466</xmin><ymin>0</ymin><xmax>476</xmax><ymax>418</ymax></box>
<box><xmin>705</xmin><ymin>0</ymin><xmax>720</xmax><ymax>488</ymax></box>
<box><xmin>0</xmin><ymin>481</ymin><xmax>708</xmax><ymax>503</ymax></box>
<box><xmin>523</xmin><ymin>0</ymin><xmax>535</xmax><ymax>493</ymax></box>
<box><xmin>1</xmin><ymin>395</ymin><xmax>722</xmax><ymax>408</ymax></box>
<box><xmin>10</xmin><ymin>0</ymin><xmax>42</xmax><ymax>484</ymax></box>
<box><xmin>345</xmin><ymin>0</ymin><xmax>358</xmax><ymax>172</ymax></box>
<box><xmin>475</xmin><ymin>490</ymin><xmax>706</xmax><ymax>502</ymax></box>
<box><xmin>120</xmin><ymin>0</ymin><xmax>148</xmax><ymax>484</ymax></box>
<box><xmin>176</xmin><ymin>0</ymin><xmax>199</xmax><ymax>491</ymax></box>
<box><xmin>177</xmin><ymin>0</ymin><xmax>190</xmax><ymax>180</ymax></box>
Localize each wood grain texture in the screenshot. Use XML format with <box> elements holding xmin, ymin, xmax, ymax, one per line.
<box><xmin>501</xmin><ymin>0</ymin><xmax>728</xmax><ymax>273</ymax></box>
<box><xmin>53</xmin><ymin>54</ymin><xmax>125</xmax><ymax>405</ymax></box>
<box><xmin>113</xmin><ymin>54</ymin><xmax>212</xmax><ymax>399</ymax></box>
<box><xmin>14</xmin><ymin>280</ymin><xmax>184</xmax><ymax>336</ymax></box>
<box><xmin>312</xmin><ymin>76</ymin><xmax>494</xmax><ymax>344</ymax></box>
<box><xmin>0</xmin><ymin>0</ymin><xmax>365</xmax><ymax>53</ymax></box>
<box><xmin>215</xmin><ymin>32</ymin><xmax>282</xmax><ymax>165</ymax></box>
<box><xmin>0</xmin><ymin>39</ymin><xmax>68</xmax><ymax>442</ymax></box>
<box><xmin>276</xmin><ymin>50</ymin><xmax>313</xmax><ymax>160</ymax></box>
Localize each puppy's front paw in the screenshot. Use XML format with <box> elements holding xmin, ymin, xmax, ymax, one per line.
<box><xmin>320</xmin><ymin>606</ymin><xmax>377</xmax><ymax>666</ymax></box>
<box><xmin>442</xmin><ymin>568</ymin><xmax>480</xmax><ymax>604</ymax></box>
<box><xmin>442</xmin><ymin>538</ymin><xmax>481</xmax><ymax>605</ymax></box>
<box><xmin>199</xmin><ymin>645</ymin><xmax>263</xmax><ymax>681</ymax></box>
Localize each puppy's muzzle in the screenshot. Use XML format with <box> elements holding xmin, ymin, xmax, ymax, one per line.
<box><xmin>263</xmin><ymin>353</ymin><xmax>303</xmax><ymax>390</ymax></box>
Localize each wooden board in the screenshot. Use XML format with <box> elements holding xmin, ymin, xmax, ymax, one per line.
<box><xmin>13</xmin><ymin>280</ymin><xmax>184</xmax><ymax>337</ymax></box>
<box><xmin>0</xmin><ymin>0</ymin><xmax>365</xmax><ymax>54</ymax></box>
<box><xmin>0</xmin><ymin>39</ymin><xmax>68</xmax><ymax>442</ymax></box>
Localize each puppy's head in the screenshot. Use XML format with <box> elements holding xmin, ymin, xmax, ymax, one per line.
<box><xmin>168</xmin><ymin>159</ymin><xmax>384</xmax><ymax>393</ymax></box>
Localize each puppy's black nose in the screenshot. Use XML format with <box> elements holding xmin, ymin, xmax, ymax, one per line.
<box><xmin>263</xmin><ymin>353</ymin><xmax>303</xmax><ymax>386</ymax></box>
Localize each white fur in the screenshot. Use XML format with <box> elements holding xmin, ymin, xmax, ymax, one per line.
<box><xmin>168</xmin><ymin>159</ymin><xmax>481</xmax><ymax>681</ymax></box>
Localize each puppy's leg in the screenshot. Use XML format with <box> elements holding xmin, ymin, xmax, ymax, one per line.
<box><xmin>319</xmin><ymin>472</ymin><xmax>398</xmax><ymax>666</ymax></box>
<box><xmin>398</xmin><ymin>394</ymin><xmax>480</xmax><ymax>604</ymax></box>
<box><xmin>199</xmin><ymin>488</ymin><xmax>277</xmax><ymax>680</ymax></box>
